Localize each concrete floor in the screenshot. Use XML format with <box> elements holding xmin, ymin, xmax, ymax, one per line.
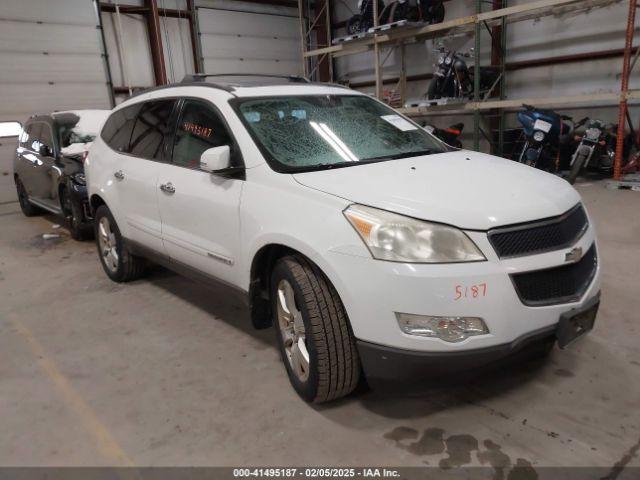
<box><xmin>1</xmin><ymin>181</ymin><xmax>639</xmax><ymax>471</ymax></box>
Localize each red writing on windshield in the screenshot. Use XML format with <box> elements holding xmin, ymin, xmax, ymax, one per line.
<box><xmin>183</xmin><ymin>122</ymin><xmax>212</xmax><ymax>138</ymax></box>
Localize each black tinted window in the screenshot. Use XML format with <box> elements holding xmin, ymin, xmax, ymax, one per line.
<box><xmin>129</xmin><ymin>100</ymin><xmax>176</xmax><ymax>160</ymax></box>
<box><xmin>38</xmin><ymin>123</ymin><xmax>54</xmax><ymax>150</ymax></box>
<box><xmin>101</xmin><ymin>104</ymin><xmax>142</xmax><ymax>153</ymax></box>
<box><xmin>172</xmin><ymin>100</ymin><xmax>232</xmax><ymax>169</ymax></box>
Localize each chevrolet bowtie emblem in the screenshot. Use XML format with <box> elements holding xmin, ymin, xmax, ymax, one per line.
<box><xmin>565</xmin><ymin>247</ymin><xmax>583</xmax><ymax>263</ymax></box>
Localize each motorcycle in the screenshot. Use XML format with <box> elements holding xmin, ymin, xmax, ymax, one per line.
<box><xmin>381</xmin><ymin>0</ymin><xmax>445</xmax><ymax>25</ymax></box>
<box><xmin>424</xmin><ymin>122</ymin><xmax>464</xmax><ymax>148</ymax></box>
<box><xmin>346</xmin><ymin>0</ymin><xmax>386</xmax><ymax>35</ymax></box>
<box><xmin>515</xmin><ymin>104</ymin><xmax>581</xmax><ymax>171</ymax></box>
<box><xmin>346</xmin><ymin>0</ymin><xmax>444</xmax><ymax>35</ymax></box>
<box><xmin>426</xmin><ymin>47</ymin><xmax>501</xmax><ymax>100</ymax></box>
<box><xmin>566</xmin><ymin>119</ymin><xmax>616</xmax><ymax>184</ymax></box>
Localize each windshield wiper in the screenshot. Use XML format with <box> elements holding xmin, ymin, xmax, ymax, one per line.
<box><xmin>287</xmin><ymin>162</ymin><xmax>353</xmax><ymax>173</ymax></box>
<box><xmin>389</xmin><ymin>149</ymin><xmax>439</xmax><ymax>159</ymax></box>
<box><xmin>359</xmin><ymin>149</ymin><xmax>439</xmax><ymax>163</ymax></box>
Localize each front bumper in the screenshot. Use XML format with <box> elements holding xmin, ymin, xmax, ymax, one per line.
<box><xmin>357</xmin><ymin>292</ymin><xmax>599</xmax><ymax>384</ymax></box>
<box><xmin>326</xmin><ymin>220</ymin><xmax>601</xmax><ymax>353</ymax></box>
<box><xmin>67</xmin><ymin>181</ymin><xmax>92</xmax><ymax>223</ymax></box>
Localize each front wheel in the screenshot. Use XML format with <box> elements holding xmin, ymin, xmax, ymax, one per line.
<box><xmin>567</xmin><ymin>150</ymin><xmax>589</xmax><ymax>184</ymax></box>
<box><xmin>346</xmin><ymin>15</ymin><xmax>363</xmax><ymax>35</ymax></box>
<box><xmin>426</xmin><ymin>78</ymin><xmax>440</xmax><ymax>99</ymax></box>
<box><xmin>94</xmin><ymin>205</ymin><xmax>145</xmax><ymax>282</ymax></box>
<box><xmin>271</xmin><ymin>255</ymin><xmax>361</xmax><ymax>403</ymax></box>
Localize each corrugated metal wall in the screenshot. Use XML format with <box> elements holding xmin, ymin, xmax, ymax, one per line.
<box><xmin>0</xmin><ymin>0</ymin><xmax>111</xmax><ymax>122</ymax></box>
<box><xmin>0</xmin><ymin>0</ymin><xmax>111</xmax><ymax>202</ymax></box>
<box><xmin>197</xmin><ymin>6</ymin><xmax>302</xmax><ymax>76</ymax></box>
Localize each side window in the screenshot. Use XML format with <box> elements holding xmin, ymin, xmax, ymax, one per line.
<box><xmin>38</xmin><ymin>123</ymin><xmax>54</xmax><ymax>152</ymax></box>
<box><xmin>18</xmin><ymin>124</ymin><xmax>30</xmax><ymax>146</ymax></box>
<box><xmin>172</xmin><ymin>100</ymin><xmax>232</xmax><ymax>169</ymax></box>
<box><xmin>129</xmin><ymin>99</ymin><xmax>176</xmax><ymax>160</ymax></box>
<box><xmin>101</xmin><ymin>104</ymin><xmax>142</xmax><ymax>153</ymax></box>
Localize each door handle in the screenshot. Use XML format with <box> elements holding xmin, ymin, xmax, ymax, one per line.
<box><xmin>114</xmin><ymin>170</ymin><xmax>125</xmax><ymax>180</ymax></box>
<box><xmin>159</xmin><ymin>182</ymin><xmax>175</xmax><ymax>194</ymax></box>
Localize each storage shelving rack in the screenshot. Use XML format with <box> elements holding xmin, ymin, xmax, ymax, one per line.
<box><xmin>299</xmin><ymin>0</ymin><xmax>639</xmax><ymax>176</ymax></box>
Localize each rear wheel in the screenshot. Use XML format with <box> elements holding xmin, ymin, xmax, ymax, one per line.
<box><xmin>271</xmin><ymin>255</ymin><xmax>361</xmax><ymax>403</ymax></box>
<box><xmin>94</xmin><ymin>205</ymin><xmax>145</xmax><ymax>282</ymax></box>
<box><xmin>16</xmin><ymin>178</ymin><xmax>42</xmax><ymax>217</ymax></box>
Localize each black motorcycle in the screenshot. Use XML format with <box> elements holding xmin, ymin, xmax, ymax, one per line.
<box><xmin>426</xmin><ymin>47</ymin><xmax>501</xmax><ymax>100</ymax></box>
<box><xmin>381</xmin><ymin>0</ymin><xmax>445</xmax><ymax>25</ymax></box>
<box><xmin>566</xmin><ymin>119</ymin><xmax>616</xmax><ymax>184</ymax></box>
<box><xmin>346</xmin><ymin>0</ymin><xmax>444</xmax><ymax>35</ymax></box>
<box><xmin>424</xmin><ymin>122</ymin><xmax>464</xmax><ymax>148</ymax></box>
<box><xmin>346</xmin><ymin>0</ymin><xmax>386</xmax><ymax>35</ymax></box>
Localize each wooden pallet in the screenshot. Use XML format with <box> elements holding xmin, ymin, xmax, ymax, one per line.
<box><xmin>332</xmin><ymin>20</ymin><xmax>423</xmax><ymax>45</ymax></box>
<box><xmin>332</xmin><ymin>31</ymin><xmax>369</xmax><ymax>45</ymax></box>
<box><xmin>404</xmin><ymin>97</ymin><xmax>467</xmax><ymax>108</ymax></box>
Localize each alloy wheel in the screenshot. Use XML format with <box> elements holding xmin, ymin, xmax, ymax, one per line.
<box><xmin>98</xmin><ymin>216</ymin><xmax>119</xmax><ymax>273</ymax></box>
<box><xmin>276</xmin><ymin>279</ymin><xmax>310</xmax><ymax>382</ymax></box>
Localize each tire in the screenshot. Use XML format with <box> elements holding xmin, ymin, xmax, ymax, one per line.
<box><xmin>426</xmin><ymin>78</ymin><xmax>440</xmax><ymax>99</ymax></box>
<box><xmin>346</xmin><ymin>15</ymin><xmax>362</xmax><ymax>35</ymax></box>
<box><xmin>94</xmin><ymin>205</ymin><xmax>145</xmax><ymax>282</ymax></box>
<box><xmin>15</xmin><ymin>178</ymin><xmax>42</xmax><ymax>217</ymax></box>
<box><xmin>567</xmin><ymin>151</ymin><xmax>588</xmax><ymax>184</ymax></box>
<box><xmin>271</xmin><ymin>255</ymin><xmax>361</xmax><ymax>403</ymax></box>
<box><xmin>430</xmin><ymin>2</ymin><xmax>445</xmax><ymax>23</ymax></box>
<box><xmin>60</xmin><ymin>188</ymin><xmax>92</xmax><ymax>241</ymax></box>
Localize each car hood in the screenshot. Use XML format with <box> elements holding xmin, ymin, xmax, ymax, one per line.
<box><xmin>292</xmin><ymin>151</ymin><xmax>581</xmax><ymax>230</ymax></box>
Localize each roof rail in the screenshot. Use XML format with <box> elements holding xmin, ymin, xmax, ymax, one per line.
<box><xmin>181</xmin><ymin>73</ymin><xmax>311</xmax><ymax>84</ymax></box>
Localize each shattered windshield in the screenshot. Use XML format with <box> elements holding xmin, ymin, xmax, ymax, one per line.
<box><xmin>234</xmin><ymin>95</ymin><xmax>445</xmax><ymax>172</ymax></box>
<box><xmin>54</xmin><ymin>110</ymin><xmax>109</xmax><ymax>156</ymax></box>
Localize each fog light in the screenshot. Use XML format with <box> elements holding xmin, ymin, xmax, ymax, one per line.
<box><xmin>395</xmin><ymin>313</ymin><xmax>488</xmax><ymax>343</ymax></box>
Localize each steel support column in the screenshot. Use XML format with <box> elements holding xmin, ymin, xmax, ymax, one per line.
<box><xmin>186</xmin><ymin>0</ymin><xmax>201</xmax><ymax>74</ymax></box>
<box><xmin>314</xmin><ymin>0</ymin><xmax>331</xmax><ymax>82</ymax></box>
<box><xmin>374</xmin><ymin>0</ymin><xmax>383</xmax><ymax>99</ymax></box>
<box><xmin>614</xmin><ymin>0</ymin><xmax>637</xmax><ymax>180</ymax></box>
<box><xmin>146</xmin><ymin>0</ymin><xmax>168</xmax><ymax>85</ymax></box>
<box><xmin>473</xmin><ymin>0</ymin><xmax>482</xmax><ymax>151</ymax></box>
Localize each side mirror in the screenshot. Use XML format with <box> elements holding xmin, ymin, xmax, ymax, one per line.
<box><xmin>200</xmin><ymin>145</ymin><xmax>230</xmax><ymax>173</ymax></box>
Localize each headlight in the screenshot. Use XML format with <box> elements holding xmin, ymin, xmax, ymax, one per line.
<box><xmin>585</xmin><ymin>128</ymin><xmax>600</xmax><ymax>141</ymax></box>
<box><xmin>438</xmin><ymin>56</ymin><xmax>445</xmax><ymax>65</ymax></box>
<box><xmin>72</xmin><ymin>172</ymin><xmax>86</xmax><ymax>185</ymax></box>
<box><xmin>343</xmin><ymin>204</ymin><xmax>485</xmax><ymax>263</ymax></box>
<box><xmin>533</xmin><ymin>130</ymin><xmax>545</xmax><ymax>142</ymax></box>
<box><xmin>445</xmin><ymin>56</ymin><xmax>452</xmax><ymax>65</ymax></box>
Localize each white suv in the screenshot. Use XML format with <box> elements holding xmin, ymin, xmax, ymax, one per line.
<box><xmin>86</xmin><ymin>74</ymin><xmax>601</xmax><ymax>403</ymax></box>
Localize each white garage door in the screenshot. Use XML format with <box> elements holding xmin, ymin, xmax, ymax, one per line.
<box><xmin>0</xmin><ymin>0</ymin><xmax>112</xmax><ymax>201</ymax></box>
<box><xmin>197</xmin><ymin>7</ymin><xmax>302</xmax><ymax>76</ymax></box>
